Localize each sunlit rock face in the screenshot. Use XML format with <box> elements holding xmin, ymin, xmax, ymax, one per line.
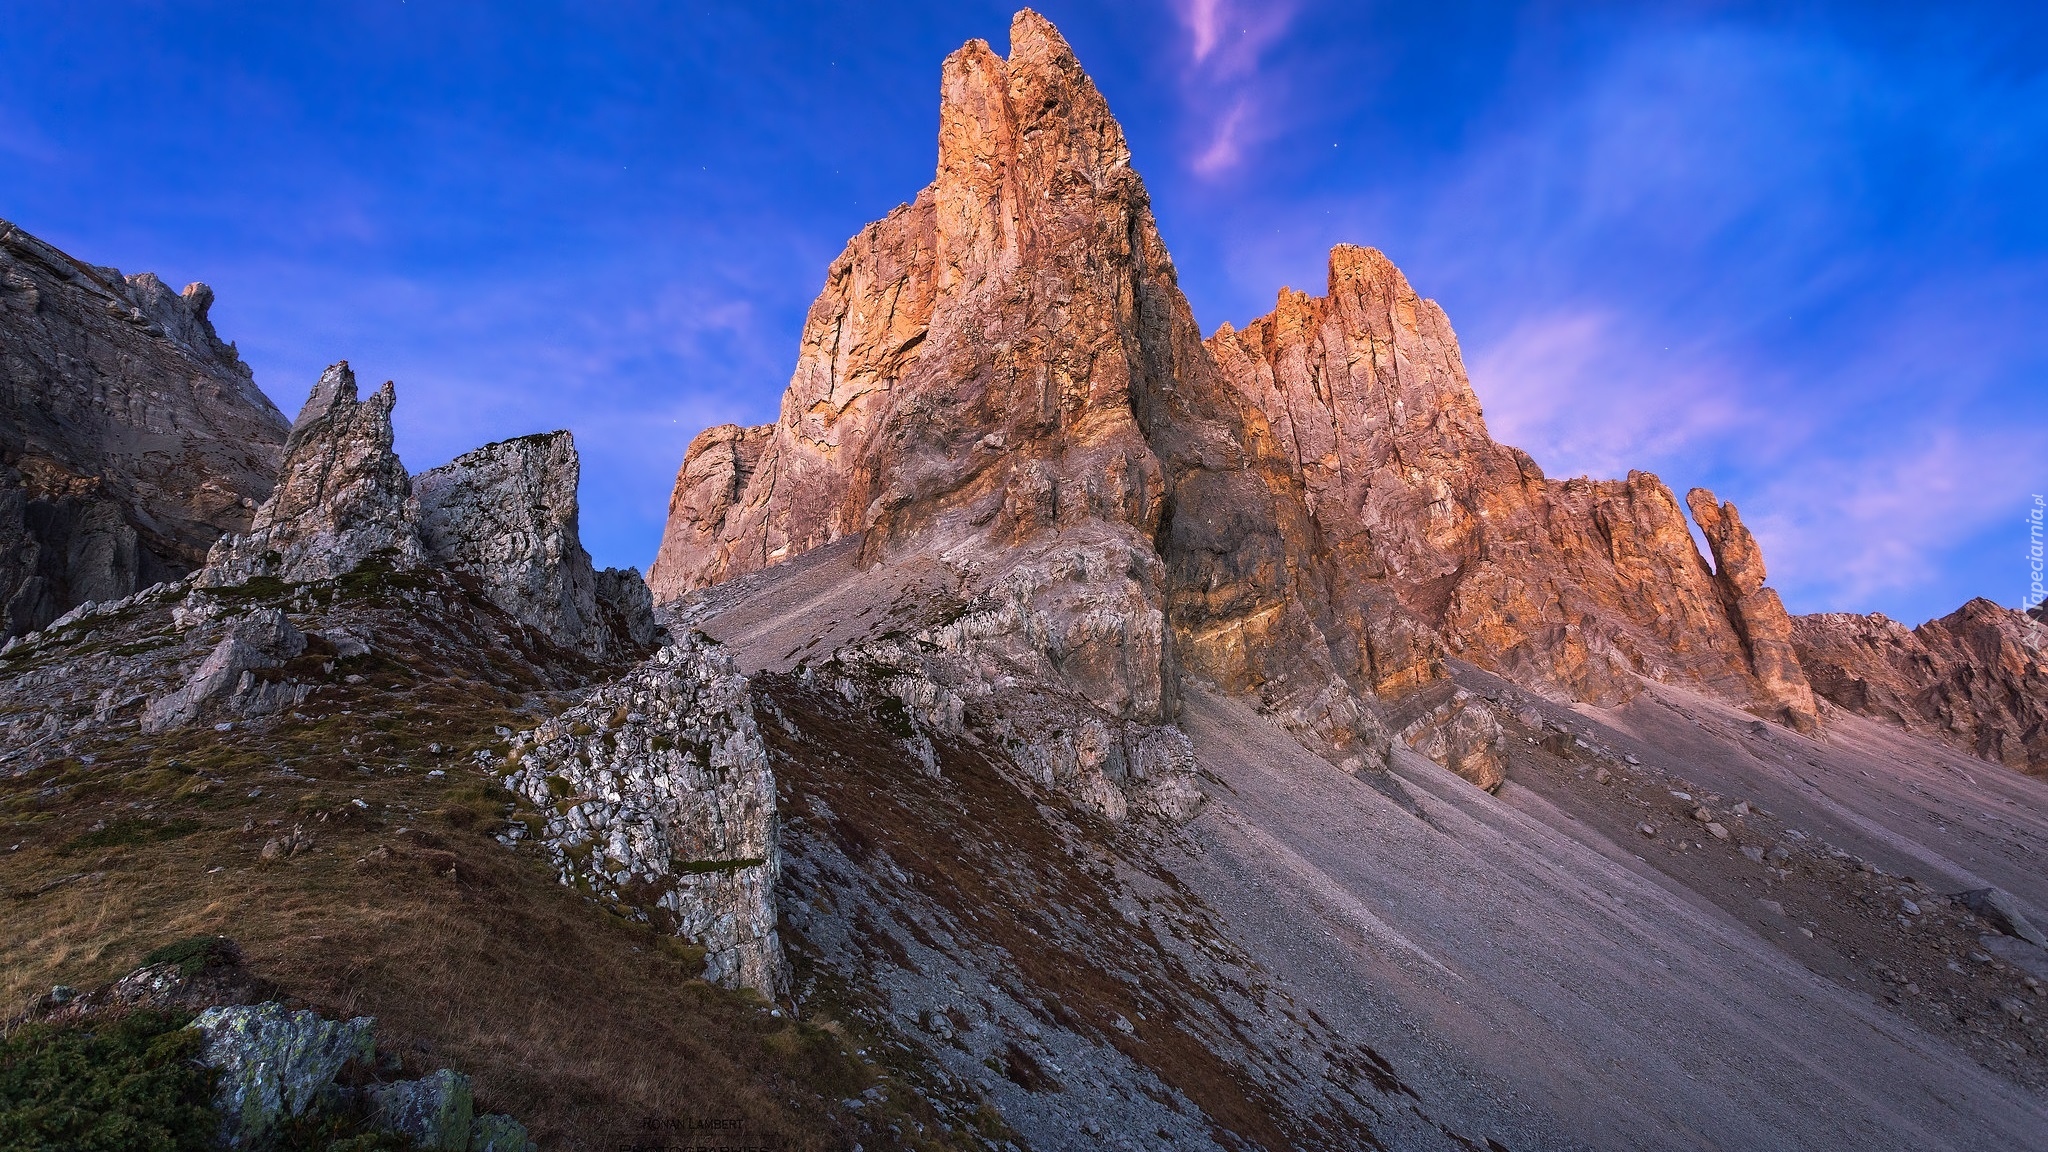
<box><xmin>650</xmin><ymin>10</ymin><xmax>1828</xmax><ymax>792</ymax></box>
<box><xmin>648</xmin><ymin>11</ymin><xmax>1386</xmax><ymax>767</ymax></box>
<box><xmin>1207</xmin><ymin>248</ymin><xmax>1818</xmax><ymax>727</ymax></box>
<box><xmin>1795</xmin><ymin>599</ymin><xmax>2048</xmax><ymax>773</ymax></box>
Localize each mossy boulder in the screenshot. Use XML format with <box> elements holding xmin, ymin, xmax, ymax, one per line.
<box><xmin>366</xmin><ymin>1068</ymin><xmax>472</xmax><ymax>1150</ymax></box>
<box><xmin>191</xmin><ymin>1002</ymin><xmax>376</xmax><ymax>1147</ymax></box>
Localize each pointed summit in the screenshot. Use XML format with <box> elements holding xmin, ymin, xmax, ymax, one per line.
<box><xmin>652</xmin><ymin>11</ymin><xmax>1392</xmax><ymax>772</ymax></box>
<box><xmin>201</xmin><ymin>362</ymin><xmax>425</xmax><ymax>586</ymax></box>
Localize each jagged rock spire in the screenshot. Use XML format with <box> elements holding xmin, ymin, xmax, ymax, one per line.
<box><xmin>200</xmin><ymin>362</ymin><xmax>425</xmax><ymax>587</ymax></box>
<box><xmin>414</xmin><ymin>432</ymin><xmax>655</xmax><ymax>661</ymax></box>
<box><xmin>1687</xmin><ymin>488</ymin><xmax>1820</xmax><ymax>730</ymax></box>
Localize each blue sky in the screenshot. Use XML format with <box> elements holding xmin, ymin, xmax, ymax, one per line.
<box><xmin>3</xmin><ymin>1</ymin><xmax>2043</xmax><ymax>624</ymax></box>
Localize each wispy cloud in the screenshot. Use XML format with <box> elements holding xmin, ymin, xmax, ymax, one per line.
<box><xmin>1166</xmin><ymin>0</ymin><xmax>1295</xmax><ymax>176</ymax></box>
<box><xmin>1191</xmin><ymin>98</ymin><xmax>1249</xmax><ymax>175</ymax></box>
<box><xmin>1745</xmin><ymin>429</ymin><xmax>2046</xmax><ymax>619</ymax></box>
<box><xmin>1468</xmin><ymin>309</ymin><xmax>1762</xmax><ymax>482</ymax></box>
<box><xmin>1181</xmin><ymin>0</ymin><xmax>1224</xmax><ymax>63</ymax></box>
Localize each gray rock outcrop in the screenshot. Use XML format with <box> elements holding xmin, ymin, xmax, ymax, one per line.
<box><xmin>141</xmin><ymin>606</ymin><xmax>310</xmax><ymax>733</ymax></box>
<box><xmin>1953</xmin><ymin>887</ymin><xmax>2048</xmax><ymax>948</ymax></box>
<box><xmin>367</xmin><ymin>1069</ymin><xmax>475</xmax><ymax>1151</ymax></box>
<box><xmin>467</xmin><ymin>1114</ymin><xmax>539</xmax><ymax>1152</ymax></box>
<box><xmin>196</xmin><ymin>369</ymin><xmax>655</xmax><ymax>661</ymax></box>
<box><xmin>188</xmin><ymin>999</ymin><xmax>534</xmax><ymax>1151</ymax></box>
<box><xmin>500</xmin><ymin>636</ymin><xmax>784</xmax><ymax>994</ymax></box>
<box><xmin>192</xmin><ymin>1002</ymin><xmax>376</xmax><ymax>1148</ymax></box>
<box><xmin>200</xmin><ymin>362</ymin><xmax>424</xmax><ymax>587</ymax></box>
<box><xmin>414</xmin><ymin>432</ymin><xmax>655</xmax><ymax>660</ymax></box>
<box><xmin>0</xmin><ymin>217</ymin><xmax>288</xmax><ymax>636</ymax></box>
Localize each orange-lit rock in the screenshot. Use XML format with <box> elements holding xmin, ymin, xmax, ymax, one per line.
<box><xmin>1206</xmin><ymin>248</ymin><xmax>1808</xmax><ymax>725</ymax></box>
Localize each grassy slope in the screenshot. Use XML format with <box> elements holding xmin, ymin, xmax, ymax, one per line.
<box><xmin>0</xmin><ymin>573</ymin><xmax>973</xmax><ymax>1151</ymax></box>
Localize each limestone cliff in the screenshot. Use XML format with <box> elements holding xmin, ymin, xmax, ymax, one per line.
<box><xmin>648</xmin><ymin>12</ymin><xmax>1818</xmax><ymax>791</ymax></box>
<box><xmin>650</xmin><ymin>11</ymin><xmax>1402</xmax><ymax>780</ymax></box>
<box><xmin>1794</xmin><ymin>599</ymin><xmax>2048</xmax><ymax>773</ymax></box>
<box><xmin>1204</xmin><ymin>247</ymin><xmax>1818</xmax><ymax>727</ymax></box>
<box><xmin>0</xmin><ymin>217</ymin><xmax>288</xmax><ymax>636</ymax></box>
<box><xmin>415</xmin><ymin>432</ymin><xmax>655</xmax><ymax>661</ymax></box>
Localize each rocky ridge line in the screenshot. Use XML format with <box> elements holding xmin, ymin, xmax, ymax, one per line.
<box><xmin>1794</xmin><ymin>599</ymin><xmax>2048</xmax><ymax>773</ymax></box>
<box><xmin>201</xmin><ymin>361</ymin><xmax>652</xmax><ymax>661</ymax></box>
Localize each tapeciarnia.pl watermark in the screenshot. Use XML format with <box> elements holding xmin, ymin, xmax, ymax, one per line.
<box><xmin>2030</xmin><ymin>495</ymin><xmax>2045</xmax><ymax>610</ymax></box>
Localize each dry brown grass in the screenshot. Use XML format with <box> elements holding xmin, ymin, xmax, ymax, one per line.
<box><xmin>1</xmin><ymin>758</ymin><xmax>879</xmax><ymax>1149</ymax></box>
<box><xmin>0</xmin><ymin>581</ymin><xmax>955</xmax><ymax>1152</ymax></box>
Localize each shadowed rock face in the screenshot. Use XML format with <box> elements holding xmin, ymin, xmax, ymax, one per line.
<box><xmin>0</xmin><ymin>217</ymin><xmax>288</xmax><ymax>635</ymax></box>
<box><xmin>200</xmin><ymin>362</ymin><xmax>424</xmax><ymax>587</ymax></box>
<box><xmin>199</xmin><ymin>367</ymin><xmax>654</xmax><ymax>662</ymax></box>
<box><xmin>1794</xmin><ymin>599</ymin><xmax>2048</xmax><ymax>773</ymax></box>
<box><xmin>415</xmin><ymin>432</ymin><xmax>654</xmax><ymax>661</ymax></box>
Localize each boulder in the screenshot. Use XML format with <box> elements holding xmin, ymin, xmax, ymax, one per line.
<box><xmin>142</xmin><ymin>607</ymin><xmax>307</xmax><ymax>732</ymax></box>
<box><xmin>468</xmin><ymin>1113</ymin><xmax>538</xmax><ymax>1152</ymax></box>
<box><xmin>1953</xmin><ymin>887</ymin><xmax>2048</xmax><ymax>948</ymax></box>
<box><xmin>367</xmin><ymin>1068</ymin><xmax>475</xmax><ymax>1151</ymax></box>
<box><xmin>191</xmin><ymin>1002</ymin><xmax>376</xmax><ymax>1148</ymax></box>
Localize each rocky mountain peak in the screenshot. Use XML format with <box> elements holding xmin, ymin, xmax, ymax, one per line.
<box><xmin>1687</xmin><ymin>487</ymin><xmax>1818</xmax><ymax>730</ymax></box>
<box><xmin>651</xmin><ymin>14</ymin><xmax>1456</xmax><ymax>783</ymax></box>
<box><xmin>649</xmin><ymin>10</ymin><xmax>1999</xmax><ymax>797</ymax></box>
<box><xmin>202</xmin><ymin>361</ymin><xmax>424</xmax><ymax>587</ymax></box>
<box><xmin>194</xmin><ymin>364</ymin><xmax>654</xmax><ymax>660</ymax></box>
